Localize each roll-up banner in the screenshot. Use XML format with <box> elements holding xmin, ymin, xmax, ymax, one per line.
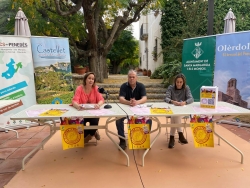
<box><xmin>182</xmin><ymin>36</ymin><xmax>216</xmax><ymax>102</ymax></box>
<box><xmin>31</xmin><ymin>37</ymin><xmax>73</xmax><ymax>104</ymax></box>
<box><xmin>214</xmin><ymin>32</ymin><xmax>250</xmax><ymax>108</ymax></box>
<box><xmin>0</xmin><ymin>36</ymin><xmax>36</xmax><ymax>128</ymax></box>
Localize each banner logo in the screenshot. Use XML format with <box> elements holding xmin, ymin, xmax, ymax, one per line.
<box><xmin>192</xmin><ymin>42</ymin><xmax>203</xmax><ymax>59</ymax></box>
<box><xmin>2</xmin><ymin>58</ymin><xmax>23</xmax><ymax>80</ymax></box>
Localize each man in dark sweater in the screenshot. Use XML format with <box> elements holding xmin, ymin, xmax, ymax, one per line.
<box><xmin>116</xmin><ymin>69</ymin><xmax>151</xmax><ymax>150</ymax></box>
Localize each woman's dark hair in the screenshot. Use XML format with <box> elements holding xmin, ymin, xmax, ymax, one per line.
<box><xmin>83</xmin><ymin>72</ymin><xmax>96</xmax><ymax>87</ymax></box>
<box><xmin>174</xmin><ymin>73</ymin><xmax>186</xmax><ymax>89</ymax></box>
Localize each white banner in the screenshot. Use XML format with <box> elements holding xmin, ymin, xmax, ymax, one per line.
<box><xmin>0</xmin><ymin>36</ymin><xmax>36</xmax><ymax>128</ymax></box>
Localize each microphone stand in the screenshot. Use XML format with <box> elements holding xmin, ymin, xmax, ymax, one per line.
<box><xmin>104</xmin><ymin>91</ymin><xmax>112</xmax><ymax>109</ymax></box>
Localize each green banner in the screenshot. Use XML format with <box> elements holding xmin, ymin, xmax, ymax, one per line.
<box><xmin>182</xmin><ymin>36</ymin><xmax>216</xmax><ymax>101</ymax></box>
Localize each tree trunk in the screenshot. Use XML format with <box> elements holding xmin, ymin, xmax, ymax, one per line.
<box><xmin>89</xmin><ymin>52</ymin><xmax>105</xmax><ymax>83</ymax></box>
<box><xmin>104</xmin><ymin>62</ymin><xmax>108</xmax><ymax>78</ymax></box>
<box><xmin>112</xmin><ymin>62</ymin><xmax>119</xmax><ymax>74</ymax></box>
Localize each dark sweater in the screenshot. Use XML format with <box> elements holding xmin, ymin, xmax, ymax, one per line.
<box><xmin>165</xmin><ymin>85</ymin><xmax>194</xmax><ymax>104</ymax></box>
<box><xmin>119</xmin><ymin>82</ymin><xmax>146</xmax><ymax>101</ymax></box>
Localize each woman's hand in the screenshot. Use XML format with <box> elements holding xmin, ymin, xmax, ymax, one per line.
<box><xmin>77</xmin><ymin>105</ymin><xmax>84</xmax><ymax>111</ymax></box>
<box><xmin>172</xmin><ymin>100</ymin><xmax>186</xmax><ymax>106</ymax></box>
<box><xmin>179</xmin><ymin>101</ymin><xmax>186</xmax><ymax>106</ymax></box>
<box><xmin>73</xmin><ymin>102</ymin><xmax>84</xmax><ymax>111</ymax></box>
<box><xmin>94</xmin><ymin>104</ymin><xmax>100</xmax><ymax>109</ymax></box>
<box><xmin>171</xmin><ymin>100</ymin><xmax>179</xmax><ymax>106</ymax></box>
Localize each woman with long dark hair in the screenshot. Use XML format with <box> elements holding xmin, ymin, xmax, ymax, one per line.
<box><xmin>165</xmin><ymin>73</ymin><xmax>194</xmax><ymax>149</ymax></box>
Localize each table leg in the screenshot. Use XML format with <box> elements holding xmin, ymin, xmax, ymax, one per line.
<box><xmin>22</xmin><ymin>120</ymin><xmax>56</xmax><ymax>170</ymax></box>
<box><xmin>105</xmin><ymin>117</ymin><xmax>130</xmax><ymax>167</ymax></box>
<box><xmin>214</xmin><ymin>122</ymin><xmax>244</xmax><ymax>164</ymax></box>
<box><xmin>142</xmin><ymin>117</ymin><xmax>161</xmax><ymax>167</ymax></box>
<box><xmin>1</xmin><ymin>127</ymin><xmax>19</xmax><ymax>138</ymax></box>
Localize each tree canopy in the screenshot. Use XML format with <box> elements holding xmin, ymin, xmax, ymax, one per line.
<box><xmin>0</xmin><ymin>0</ymin><xmax>15</xmax><ymax>35</ymax></box>
<box><xmin>9</xmin><ymin>0</ymin><xmax>157</xmax><ymax>82</ymax></box>
<box><xmin>107</xmin><ymin>30</ymin><xmax>139</xmax><ymax>74</ymax></box>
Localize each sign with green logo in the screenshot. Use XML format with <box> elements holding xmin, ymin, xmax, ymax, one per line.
<box><xmin>182</xmin><ymin>36</ymin><xmax>216</xmax><ymax>101</ymax></box>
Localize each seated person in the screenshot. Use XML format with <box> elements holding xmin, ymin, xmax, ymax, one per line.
<box><xmin>72</xmin><ymin>72</ymin><xmax>104</xmax><ymax>143</ymax></box>
<box><xmin>116</xmin><ymin>69</ymin><xmax>152</xmax><ymax>150</ymax></box>
<box><xmin>165</xmin><ymin>73</ymin><xmax>194</xmax><ymax>149</ymax></box>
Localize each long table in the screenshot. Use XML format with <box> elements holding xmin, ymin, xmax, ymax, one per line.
<box><xmin>117</xmin><ymin>102</ymin><xmax>250</xmax><ymax>166</ymax></box>
<box><xmin>10</xmin><ymin>102</ymin><xmax>250</xmax><ymax>169</ymax></box>
<box><xmin>10</xmin><ymin>103</ymin><xmax>127</xmax><ymax>170</ymax></box>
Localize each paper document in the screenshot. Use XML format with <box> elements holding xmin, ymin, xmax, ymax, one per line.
<box><xmin>81</xmin><ymin>104</ymin><xmax>95</xmax><ymax>109</ymax></box>
<box><xmin>130</xmin><ymin>106</ymin><xmax>150</xmax><ymax>115</ymax></box>
<box><xmin>87</xmin><ymin>109</ymin><xmax>115</xmax><ymax>116</ymax></box>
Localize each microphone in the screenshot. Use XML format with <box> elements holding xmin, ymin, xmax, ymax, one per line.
<box><xmin>98</xmin><ymin>87</ymin><xmax>108</xmax><ymax>95</ymax></box>
<box><xmin>98</xmin><ymin>87</ymin><xmax>112</xmax><ymax>109</ymax></box>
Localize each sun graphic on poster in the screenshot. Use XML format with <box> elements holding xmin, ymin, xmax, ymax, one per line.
<box><xmin>52</xmin><ymin>97</ymin><xmax>63</xmax><ymax>104</ymax></box>
<box><xmin>130</xmin><ymin>127</ymin><xmax>147</xmax><ymax>145</ymax></box>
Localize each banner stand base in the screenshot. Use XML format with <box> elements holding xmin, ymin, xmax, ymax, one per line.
<box><xmin>0</xmin><ymin>122</ymin><xmax>40</xmax><ymax>133</ymax></box>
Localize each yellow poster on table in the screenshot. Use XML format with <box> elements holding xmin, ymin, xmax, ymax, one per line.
<box><xmin>190</xmin><ymin>122</ymin><xmax>214</xmax><ymax>148</ymax></box>
<box><xmin>150</xmin><ymin>108</ymin><xmax>173</xmax><ymax>114</ymax></box>
<box><xmin>60</xmin><ymin>124</ymin><xmax>84</xmax><ymax>150</ymax></box>
<box><xmin>127</xmin><ymin>124</ymin><xmax>150</xmax><ymax>149</ymax></box>
<box><xmin>39</xmin><ymin>108</ymin><xmax>69</xmax><ymax>116</ymax></box>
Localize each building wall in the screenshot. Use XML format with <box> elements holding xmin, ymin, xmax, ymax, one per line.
<box><xmin>218</xmin><ymin>79</ymin><xmax>248</xmax><ymax>108</ymax></box>
<box><xmin>139</xmin><ymin>11</ymin><xmax>163</xmax><ymax>73</ymax></box>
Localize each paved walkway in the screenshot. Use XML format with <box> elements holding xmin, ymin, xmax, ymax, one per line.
<box><xmin>0</xmin><ymin>125</ymin><xmax>50</xmax><ymax>188</ymax></box>
<box><xmin>1</xmin><ymin>118</ymin><xmax>250</xmax><ymax>188</ymax></box>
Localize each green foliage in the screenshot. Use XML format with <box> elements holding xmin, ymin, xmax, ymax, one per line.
<box><xmin>151</xmin><ymin>60</ymin><xmax>181</xmax><ymax>87</ymax></box>
<box><xmin>6</xmin><ymin>0</ymin><xmax>158</xmax><ymax>82</ymax></box>
<box><xmin>36</xmin><ymin>91</ymin><xmax>74</xmax><ymax>104</ymax></box>
<box><xmin>35</xmin><ymin>72</ymin><xmax>73</xmax><ymax>91</ymax></box>
<box><xmin>161</xmin><ymin>0</ymin><xmax>207</xmax><ymax>62</ymax></box>
<box><xmin>159</xmin><ymin>0</ymin><xmax>250</xmax><ymax>87</ymax></box>
<box><xmin>9</xmin><ymin>0</ymin><xmax>86</xmax><ymax>40</ymax></box>
<box><xmin>107</xmin><ymin>30</ymin><xmax>139</xmax><ymax>74</ymax></box>
<box><xmin>120</xmin><ymin>67</ymin><xmax>130</xmax><ymax>75</ymax></box>
<box><xmin>0</xmin><ymin>0</ymin><xmax>15</xmax><ymax>35</ymax></box>
<box><xmin>159</xmin><ymin>0</ymin><xmax>207</xmax><ymax>86</ymax></box>
<box><xmin>213</xmin><ymin>0</ymin><xmax>250</xmax><ymax>34</ymax></box>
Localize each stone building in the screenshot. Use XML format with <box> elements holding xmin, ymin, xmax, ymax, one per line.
<box><xmin>139</xmin><ymin>10</ymin><xmax>163</xmax><ymax>73</ymax></box>
<box><xmin>218</xmin><ymin>78</ymin><xmax>248</xmax><ymax>108</ymax></box>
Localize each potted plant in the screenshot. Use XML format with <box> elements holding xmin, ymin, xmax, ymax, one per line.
<box><xmin>147</xmin><ymin>69</ymin><xmax>151</xmax><ymax>77</ymax></box>
<box><xmin>76</xmin><ymin>66</ymin><xmax>86</xmax><ymax>75</ymax></box>
<box><xmin>143</xmin><ymin>68</ymin><xmax>147</xmax><ymax>76</ymax></box>
<box><xmin>85</xmin><ymin>66</ymin><xmax>89</xmax><ymax>73</ymax></box>
<box><xmin>76</xmin><ymin>57</ymin><xmax>89</xmax><ymax>74</ymax></box>
<box><xmin>73</xmin><ymin>64</ymin><xmax>81</xmax><ymax>73</ymax></box>
<box><xmin>136</xmin><ymin>68</ymin><xmax>143</xmax><ymax>76</ymax></box>
<box><xmin>83</xmin><ymin>61</ymin><xmax>90</xmax><ymax>72</ymax></box>
<box><xmin>152</xmin><ymin>51</ymin><xmax>157</xmax><ymax>61</ymax></box>
<box><xmin>137</xmin><ymin>68</ymin><xmax>142</xmax><ymax>72</ymax></box>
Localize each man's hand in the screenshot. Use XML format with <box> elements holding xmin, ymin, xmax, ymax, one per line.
<box><xmin>130</xmin><ymin>98</ymin><xmax>137</xmax><ymax>106</ymax></box>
